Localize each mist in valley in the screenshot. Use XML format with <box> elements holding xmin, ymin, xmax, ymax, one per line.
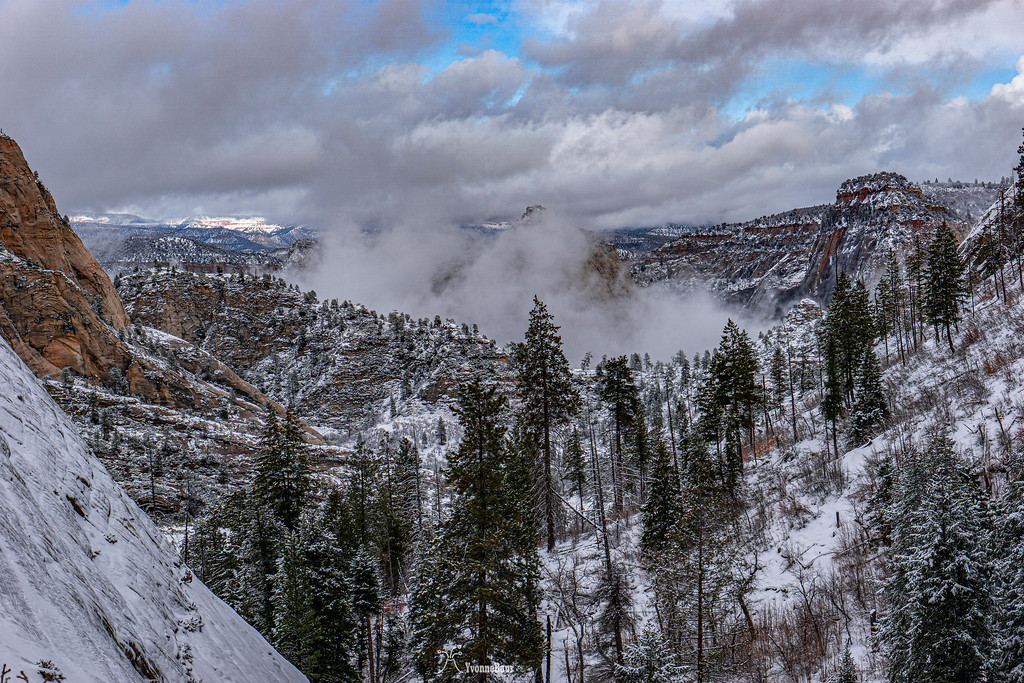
<box><xmin>296</xmin><ymin>210</ymin><xmax>760</xmax><ymax>363</ymax></box>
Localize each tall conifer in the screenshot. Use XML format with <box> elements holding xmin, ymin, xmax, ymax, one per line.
<box><xmin>512</xmin><ymin>296</ymin><xmax>580</xmax><ymax>551</ymax></box>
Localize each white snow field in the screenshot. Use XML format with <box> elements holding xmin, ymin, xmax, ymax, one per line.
<box><xmin>0</xmin><ymin>336</ymin><xmax>306</xmax><ymax>682</ymax></box>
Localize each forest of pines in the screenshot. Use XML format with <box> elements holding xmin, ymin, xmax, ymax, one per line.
<box><xmin>173</xmin><ymin>133</ymin><xmax>1024</xmax><ymax>682</ymax></box>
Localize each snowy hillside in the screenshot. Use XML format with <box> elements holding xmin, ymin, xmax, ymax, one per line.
<box><xmin>0</xmin><ymin>335</ymin><xmax>305</xmax><ymax>682</ymax></box>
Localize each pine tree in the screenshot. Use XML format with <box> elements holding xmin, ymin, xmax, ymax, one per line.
<box><xmin>614</xmin><ymin>626</ymin><xmax>684</xmax><ymax>683</ymax></box>
<box><xmin>831</xmin><ymin>644</ymin><xmax>856</xmax><ymax>683</ymax></box>
<box><xmin>906</xmin><ymin>233</ymin><xmax>928</xmax><ymax>348</ymax></box>
<box><xmin>626</xmin><ymin>410</ymin><xmax>653</xmax><ymax>501</ymax></box>
<box><xmin>1009</xmin><ymin>127</ymin><xmax>1024</xmax><ymax>287</ymax></box>
<box><xmin>653</xmin><ymin>430</ymin><xmax>746</xmax><ymax>679</ymax></box>
<box><xmin>848</xmin><ymin>347</ymin><xmax>888</xmax><ymax>445</ymax></box>
<box><xmin>253</xmin><ymin>406</ymin><xmax>312</xmax><ymax>530</ymax></box>
<box><xmin>348</xmin><ymin>439</ymin><xmax>379</xmax><ymax>546</ymax></box>
<box><xmin>395</xmin><ymin>436</ymin><xmax>425</xmax><ymax>537</ymax></box>
<box><xmin>700</xmin><ymin>320</ymin><xmax>759</xmax><ymax>490</ymax></box>
<box><xmin>272</xmin><ymin>529</ymin><xmax>320</xmax><ymax>673</ymax></box>
<box><xmin>562</xmin><ymin>428</ymin><xmax>588</xmax><ymax>507</ymax></box>
<box><xmin>640</xmin><ymin>441</ymin><xmax>681</xmax><ymax>559</ymax></box>
<box><xmin>409</xmin><ymin>537</ymin><xmax>459</xmax><ymax>678</ymax></box>
<box><xmin>410</xmin><ymin>380</ymin><xmax>544</xmax><ymax>680</ymax></box>
<box><xmin>825</xmin><ymin>273</ymin><xmax>876</xmax><ymax>403</ymax></box>
<box><xmin>993</xmin><ymin>447</ymin><xmax>1024</xmax><ymax>682</ymax></box>
<box><xmin>924</xmin><ymin>222</ymin><xmax>967</xmax><ymax>352</ymax></box>
<box><xmin>512</xmin><ymin>297</ymin><xmax>580</xmax><ymax>551</ymax></box>
<box><xmin>595</xmin><ymin>560</ymin><xmax>634</xmax><ymax>670</ymax></box>
<box><xmin>880</xmin><ymin>434</ymin><xmax>993</xmax><ymax>682</ymax></box>
<box><xmin>190</xmin><ymin>514</ymin><xmax>235</xmax><ymax>597</ymax></box>
<box><xmin>769</xmin><ymin>344</ymin><xmax>787</xmax><ymax>414</ymax></box>
<box><xmin>350</xmin><ymin>547</ymin><xmax>381</xmax><ymax>682</ymax></box>
<box><xmin>232</xmin><ymin>494</ymin><xmax>285</xmax><ymax>635</ymax></box>
<box><xmin>821</xmin><ymin>326</ymin><xmax>844</xmax><ymax>457</ymax></box>
<box><xmin>597</xmin><ymin>356</ymin><xmax>641</xmax><ymax>513</ymax></box>
<box><xmin>435</xmin><ymin>417</ymin><xmax>447</xmax><ymax>445</ymax></box>
<box><xmin>378</xmin><ymin>437</ymin><xmax>412</xmax><ymax>596</ymax></box>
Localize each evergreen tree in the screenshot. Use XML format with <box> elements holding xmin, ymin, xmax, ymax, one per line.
<box><xmin>595</xmin><ymin>560</ymin><xmax>634</xmax><ymax>670</ymax></box>
<box><xmin>882</xmin><ymin>249</ymin><xmax>907</xmax><ymax>362</ymax></box>
<box><xmin>700</xmin><ymin>320</ymin><xmax>759</xmax><ymax>490</ymax></box>
<box><xmin>395</xmin><ymin>436</ymin><xmax>425</xmax><ymax>538</ymax></box>
<box><xmin>769</xmin><ymin>344</ymin><xmax>787</xmax><ymax>414</ymax></box>
<box><xmin>653</xmin><ymin>430</ymin><xmax>746</xmax><ymax>679</ymax></box>
<box><xmin>562</xmin><ymin>428</ymin><xmax>588</xmax><ymax>506</ymax></box>
<box><xmin>232</xmin><ymin>495</ymin><xmax>285</xmax><ymax>635</ymax></box>
<box><xmin>348</xmin><ymin>439</ymin><xmax>379</xmax><ymax>546</ymax></box>
<box><xmin>924</xmin><ymin>222</ymin><xmax>967</xmax><ymax>352</ymax></box>
<box><xmin>614</xmin><ymin>627</ymin><xmax>684</xmax><ymax>683</ymax></box>
<box><xmin>831</xmin><ymin>644</ymin><xmax>856</xmax><ymax>683</ymax></box>
<box><xmin>906</xmin><ymin>233</ymin><xmax>928</xmax><ymax>348</ymax></box>
<box><xmin>969</xmin><ymin>218</ymin><xmax>1007</xmax><ymax>302</ymax></box>
<box><xmin>190</xmin><ymin>514</ymin><xmax>235</xmax><ymax>597</ymax></box>
<box><xmin>409</xmin><ymin>538</ymin><xmax>459</xmax><ymax>678</ymax></box>
<box><xmin>436</xmin><ymin>417</ymin><xmax>447</xmax><ymax>445</ymax></box>
<box><xmin>874</xmin><ymin>266</ymin><xmax>895</xmax><ymax>363</ymax></box>
<box><xmin>626</xmin><ymin>410</ymin><xmax>653</xmax><ymax>501</ymax></box>
<box><xmin>848</xmin><ymin>347</ymin><xmax>888</xmax><ymax>445</ymax></box>
<box><xmin>640</xmin><ymin>441</ymin><xmax>681</xmax><ymax>559</ymax></box>
<box><xmin>253</xmin><ymin>406</ymin><xmax>312</xmax><ymax>530</ymax></box>
<box><xmin>350</xmin><ymin>547</ymin><xmax>382</xmax><ymax>681</ymax></box>
<box><xmin>378</xmin><ymin>437</ymin><xmax>413</xmax><ymax>596</ymax></box>
<box><xmin>597</xmin><ymin>356</ymin><xmax>641</xmax><ymax>513</ymax></box>
<box><xmin>272</xmin><ymin>529</ymin><xmax>320</xmax><ymax>674</ymax></box>
<box><xmin>880</xmin><ymin>434</ymin><xmax>993</xmax><ymax>682</ymax></box>
<box><xmin>821</xmin><ymin>327</ymin><xmax>844</xmax><ymax>457</ymax></box>
<box><xmin>511</xmin><ymin>296</ymin><xmax>580</xmax><ymax>551</ymax></box>
<box><xmin>410</xmin><ymin>380</ymin><xmax>544</xmax><ymax>680</ymax></box>
<box><xmin>1010</xmin><ymin>127</ymin><xmax>1024</xmax><ymax>287</ymax></box>
<box><xmin>994</xmin><ymin>447</ymin><xmax>1024</xmax><ymax>682</ymax></box>
<box><xmin>825</xmin><ymin>273</ymin><xmax>876</xmax><ymax>403</ymax></box>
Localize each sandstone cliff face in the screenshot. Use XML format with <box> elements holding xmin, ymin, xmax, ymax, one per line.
<box><xmin>117</xmin><ymin>268</ymin><xmax>512</xmax><ymax>428</ymax></box>
<box><xmin>0</xmin><ymin>134</ymin><xmax>130</xmax><ymax>377</ymax></box>
<box><xmin>633</xmin><ymin>172</ymin><xmax>977</xmax><ymax>315</ymax></box>
<box><xmin>0</xmin><ymin>135</ymin><xmax>290</xmax><ymax>419</ymax></box>
<box><xmin>583</xmin><ymin>240</ymin><xmax>634</xmax><ymax>301</ymax></box>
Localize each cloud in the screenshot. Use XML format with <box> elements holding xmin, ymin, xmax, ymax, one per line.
<box><xmin>466</xmin><ymin>13</ymin><xmax>498</xmax><ymax>25</ymax></box>
<box><xmin>1</xmin><ymin>0</ymin><xmax>1023</xmax><ymax>350</ymax></box>
<box><xmin>1</xmin><ymin>0</ymin><xmax>1021</xmax><ymax>229</ymax></box>
<box><xmin>297</xmin><ymin>211</ymin><xmax>751</xmax><ymax>361</ymax></box>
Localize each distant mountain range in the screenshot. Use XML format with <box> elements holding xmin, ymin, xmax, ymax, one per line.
<box><xmin>69</xmin><ymin>213</ymin><xmax>318</xmax><ymax>273</ymax></box>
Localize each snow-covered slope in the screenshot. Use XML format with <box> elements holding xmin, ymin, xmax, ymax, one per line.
<box><xmin>0</xmin><ymin>336</ymin><xmax>305</xmax><ymax>682</ymax></box>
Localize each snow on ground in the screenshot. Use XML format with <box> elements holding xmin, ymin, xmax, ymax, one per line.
<box><xmin>0</xmin><ymin>336</ymin><xmax>305</xmax><ymax>682</ymax></box>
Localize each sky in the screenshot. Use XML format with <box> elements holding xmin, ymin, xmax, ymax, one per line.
<box><xmin>2</xmin><ymin>0</ymin><xmax>1024</xmax><ymax>357</ymax></box>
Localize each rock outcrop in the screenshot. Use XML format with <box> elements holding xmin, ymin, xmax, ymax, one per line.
<box><xmin>633</xmin><ymin>172</ymin><xmax>995</xmax><ymax>315</ymax></box>
<box><xmin>0</xmin><ymin>135</ymin><xmax>283</xmax><ymax>415</ymax></box>
<box><xmin>0</xmin><ymin>134</ymin><xmax>130</xmax><ymax>377</ymax></box>
<box><xmin>117</xmin><ymin>267</ymin><xmax>512</xmax><ymax>428</ymax></box>
<box><xmin>0</xmin><ymin>135</ymin><xmax>328</xmax><ymax>520</ymax></box>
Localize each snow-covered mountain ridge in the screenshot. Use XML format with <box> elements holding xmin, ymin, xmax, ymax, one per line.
<box><xmin>115</xmin><ymin>267</ymin><xmax>513</xmax><ymax>430</ymax></box>
<box><xmin>628</xmin><ymin>173</ymin><xmax>1002</xmax><ymax>315</ymax></box>
<box><xmin>0</xmin><ymin>334</ymin><xmax>305</xmax><ymax>682</ymax></box>
<box><xmin>70</xmin><ymin>212</ymin><xmax>319</xmax><ymax>276</ymax></box>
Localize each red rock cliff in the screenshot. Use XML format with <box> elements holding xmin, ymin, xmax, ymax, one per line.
<box><xmin>0</xmin><ymin>134</ymin><xmax>130</xmax><ymax>377</ymax></box>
